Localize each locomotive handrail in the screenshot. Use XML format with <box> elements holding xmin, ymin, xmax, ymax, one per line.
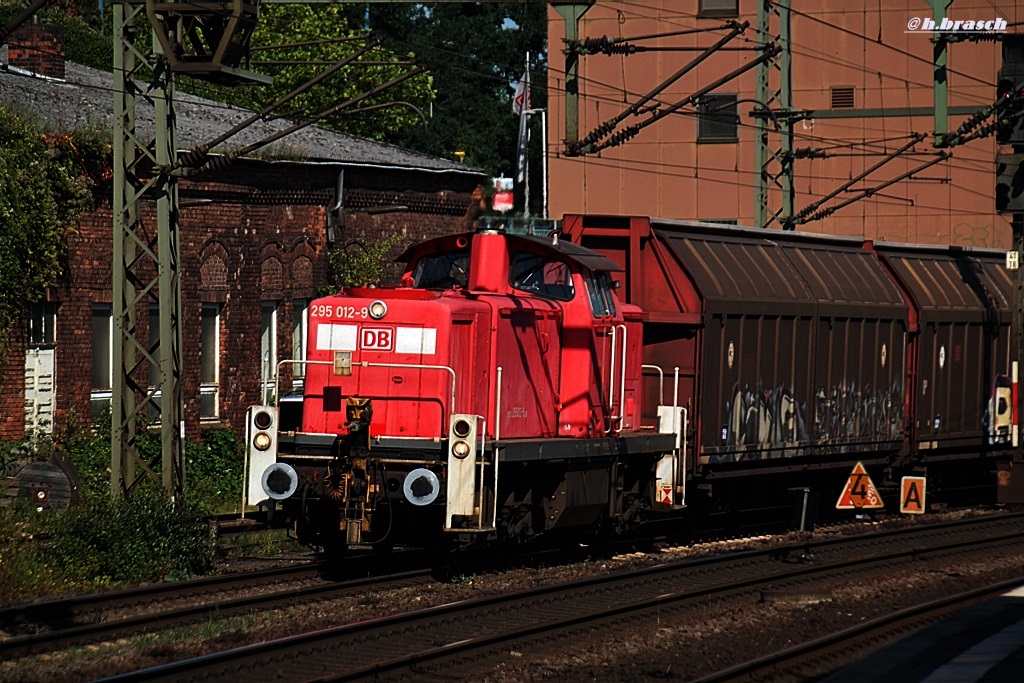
<box><xmin>273</xmin><ymin>359</ymin><xmax>458</xmax><ymax>429</ymax></box>
<box><xmin>642</xmin><ymin>364</ymin><xmax>664</xmax><ymax>405</ymax></box>
<box><xmin>358</xmin><ymin>362</ymin><xmax>458</xmax><ymax>424</ymax></box>
<box><xmin>607</xmin><ymin>325</ymin><xmax>628</xmax><ymax>432</ymax></box>
<box><xmin>607</xmin><ymin>325</ymin><xmax>618</xmax><ymax>433</ymax></box>
<box><xmin>273</xmin><ymin>359</ymin><xmax>334</xmax><ymax>406</ymax></box>
<box><xmin>493</xmin><ymin>366</ymin><xmax>502</xmax><ymax>528</ymax></box>
<box><xmin>615</xmin><ymin>324</ymin><xmax>628</xmax><ymax>430</ymax></box>
<box><xmin>477</xmin><ymin>416</ymin><xmax>488</xmax><ymax>529</ymax></box>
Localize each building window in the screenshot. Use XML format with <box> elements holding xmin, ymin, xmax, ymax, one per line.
<box><xmin>25</xmin><ymin>303</ymin><xmax>58</xmax><ymax>434</ymax></box>
<box><xmin>27</xmin><ymin>302</ymin><xmax>57</xmax><ymax>346</ymax></box>
<box><xmin>91</xmin><ymin>304</ymin><xmax>112</xmax><ymax>418</ymax></box>
<box><xmin>698</xmin><ymin>0</ymin><xmax>739</xmax><ymax>18</ymax></box>
<box><xmin>697</xmin><ymin>93</ymin><xmax>739</xmax><ymax>142</ymax></box>
<box><xmin>830</xmin><ymin>85</ymin><xmax>856</xmax><ymax>109</ymax></box>
<box><xmin>200</xmin><ymin>304</ymin><xmax>220</xmax><ymax>419</ymax></box>
<box><xmin>261</xmin><ymin>301</ymin><xmax>279</xmax><ymax>403</ymax></box>
<box><xmin>292</xmin><ymin>299</ymin><xmax>309</xmax><ymax>391</ymax></box>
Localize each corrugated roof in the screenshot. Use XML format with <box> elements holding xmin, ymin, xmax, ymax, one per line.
<box><xmin>652</xmin><ymin>220</ymin><xmax>907</xmax><ymax>318</ymax></box>
<box><xmin>0</xmin><ymin>61</ymin><xmax>484</xmax><ymax>175</ymax></box>
<box><xmin>876</xmin><ymin>245</ymin><xmax>1012</xmax><ymax>323</ymax></box>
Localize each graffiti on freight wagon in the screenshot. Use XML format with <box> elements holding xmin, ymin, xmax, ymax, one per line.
<box><xmin>725</xmin><ymin>384</ymin><xmax>808</xmax><ymax>447</ymax></box>
<box><xmin>812</xmin><ymin>381</ymin><xmax>904</xmax><ymax>443</ymax></box>
<box><xmin>721</xmin><ymin>381</ymin><xmax>904</xmax><ymax>460</ymax></box>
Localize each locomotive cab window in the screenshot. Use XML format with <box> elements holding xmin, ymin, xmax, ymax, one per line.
<box><xmin>412</xmin><ymin>250</ymin><xmax>470</xmax><ymax>289</ymax></box>
<box><xmin>510</xmin><ymin>252</ymin><xmax>575</xmax><ymax>301</ymax></box>
<box><xmin>585</xmin><ymin>271</ymin><xmax>616</xmax><ymax>317</ymax></box>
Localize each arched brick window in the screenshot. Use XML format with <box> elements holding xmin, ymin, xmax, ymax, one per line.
<box><xmin>261</xmin><ymin>257</ymin><xmax>284</xmax><ymax>299</ymax></box>
<box><xmin>200</xmin><ymin>254</ymin><xmax>228</xmax><ymax>290</ymax></box>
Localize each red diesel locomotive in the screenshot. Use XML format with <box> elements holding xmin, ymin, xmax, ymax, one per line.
<box><xmin>247</xmin><ymin>225</ymin><xmax>683</xmax><ymax>554</ymax></box>
<box><xmin>246</xmin><ymin>216</ymin><xmax>1017</xmax><ymax>556</ymax></box>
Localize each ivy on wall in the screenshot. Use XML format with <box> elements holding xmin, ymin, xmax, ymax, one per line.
<box><xmin>0</xmin><ymin>106</ymin><xmax>110</xmax><ymax>357</ymax></box>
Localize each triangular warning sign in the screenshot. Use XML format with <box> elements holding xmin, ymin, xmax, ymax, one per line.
<box><xmin>836</xmin><ymin>462</ymin><xmax>884</xmax><ymax>510</ymax></box>
<box><xmin>660</xmin><ymin>485</ymin><xmax>673</xmax><ymax>505</ymax></box>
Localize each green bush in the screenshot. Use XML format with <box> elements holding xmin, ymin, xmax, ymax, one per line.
<box><xmin>46</xmin><ymin>487</ymin><xmax>213</xmax><ymax>587</ymax></box>
<box><xmin>0</xmin><ymin>410</ymin><xmax>242</xmax><ymax>602</ymax></box>
<box><xmin>186</xmin><ymin>428</ymin><xmax>245</xmax><ymax>513</ymax></box>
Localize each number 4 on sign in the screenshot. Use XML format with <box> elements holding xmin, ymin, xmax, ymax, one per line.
<box><xmin>836</xmin><ymin>462</ymin><xmax>885</xmax><ymax>510</ymax></box>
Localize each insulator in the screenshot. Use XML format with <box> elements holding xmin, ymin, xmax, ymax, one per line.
<box><xmin>178</xmin><ymin>146</ymin><xmax>210</xmax><ymax>168</ymax></box>
<box><xmin>602</xmin><ymin>43</ymin><xmax>638</xmax><ymax>55</ymax></box>
<box><xmin>582</xmin><ymin>121</ymin><xmax>618</xmax><ymax>146</ymax></box>
<box><xmin>607</xmin><ymin>127</ymin><xmax>639</xmax><ymax>147</ymax></box>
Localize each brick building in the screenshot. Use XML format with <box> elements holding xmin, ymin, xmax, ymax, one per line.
<box><xmin>547</xmin><ymin>0</ymin><xmax>1020</xmax><ymax>246</ymax></box>
<box><xmin>0</xmin><ymin>51</ymin><xmax>483</xmax><ymax>440</ymax></box>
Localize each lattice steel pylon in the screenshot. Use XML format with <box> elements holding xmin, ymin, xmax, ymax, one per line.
<box><xmin>112</xmin><ymin>2</ymin><xmax>184</xmax><ymax>498</ymax></box>
<box><xmin>753</xmin><ymin>0</ymin><xmax>795</xmax><ymax>229</ymax></box>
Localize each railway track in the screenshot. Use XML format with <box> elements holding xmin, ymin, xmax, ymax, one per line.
<box><xmin>691</xmin><ymin>576</ymin><xmax>1024</xmax><ymax>683</ymax></box>
<box><xmin>0</xmin><ymin>514</ymin><xmax>793</xmax><ymax>661</ymax></box>
<box><xmin>0</xmin><ymin>554</ymin><xmax>431</xmax><ymax>659</ymax></box>
<box><xmin>97</xmin><ymin>511</ymin><xmax>1024</xmax><ymax>682</ymax></box>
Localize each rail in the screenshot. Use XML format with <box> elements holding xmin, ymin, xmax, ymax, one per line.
<box><xmin>102</xmin><ymin>512</ymin><xmax>1024</xmax><ymax>682</ymax></box>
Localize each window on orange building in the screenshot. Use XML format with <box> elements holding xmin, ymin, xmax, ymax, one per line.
<box><xmin>699</xmin><ymin>0</ymin><xmax>739</xmax><ymax>18</ymax></box>
<box><xmin>697</xmin><ymin>93</ymin><xmax>739</xmax><ymax>143</ymax></box>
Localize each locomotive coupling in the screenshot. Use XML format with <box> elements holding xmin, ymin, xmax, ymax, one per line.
<box><xmin>346</xmin><ymin>396</ymin><xmax>373</xmax><ymax>433</ymax></box>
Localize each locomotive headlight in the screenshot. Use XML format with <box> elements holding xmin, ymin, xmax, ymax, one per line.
<box><xmin>253</xmin><ymin>432</ymin><xmax>273</xmax><ymax>451</ymax></box>
<box><xmin>452</xmin><ymin>439</ymin><xmax>471</xmax><ymax>459</ymax></box>
<box><xmin>452</xmin><ymin>418</ymin><xmax>472</xmax><ymax>439</ymax></box>
<box><xmin>253</xmin><ymin>410</ymin><xmax>274</xmax><ymax>430</ymax></box>
<box><xmin>369</xmin><ymin>300</ymin><xmax>387</xmax><ymax>320</ymax></box>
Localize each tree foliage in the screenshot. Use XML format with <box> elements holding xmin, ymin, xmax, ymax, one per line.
<box><xmin>323</xmin><ymin>234</ymin><xmax>404</xmax><ymax>293</ymax></box>
<box><xmin>364</xmin><ymin>3</ymin><xmax>548</xmax><ymax>177</ymax></box>
<box><xmin>227</xmin><ymin>5</ymin><xmax>434</xmax><ymax>141</ymax></box>
<box><xmin>0</xmin><ymin>107</ymin><xmax>109</xmax><ymax>357</ymax></box>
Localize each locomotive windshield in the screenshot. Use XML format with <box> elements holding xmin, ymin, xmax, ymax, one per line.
<box><xmin>585</xmin><ymin>271</ymin><xmax>617</xmax><ymax>317</ymax></box>
<box><xmin>412</xmin><ymin>250</ymin><xmax>470</xmax><ymax>289</ymax></box>
<box><xmin>510</xmin><ymin>251</ymin><xmax>575</xmax><ymax>301</ymax></box>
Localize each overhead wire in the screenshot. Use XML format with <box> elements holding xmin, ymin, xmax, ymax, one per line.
<box><xmin>546</xmin><ymin>1</ymin><xmax>1009</xmax><ymax>220</ymax></box>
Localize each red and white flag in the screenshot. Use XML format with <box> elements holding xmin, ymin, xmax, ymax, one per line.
<box><xmin>512</xmin><ymin>74</ymin><xmax>531</xmax><ymax>116</ymax></box>
<box><xmin>514</xmin><ymin>68</ymin><xmax>531</xmax><ymax>191</ymax></box>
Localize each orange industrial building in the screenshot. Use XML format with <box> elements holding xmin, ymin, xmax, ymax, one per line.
<box><xmin>546</xmin><ymin>1</ymin><xmax>1021</xmax><ymax>247</ymax></box>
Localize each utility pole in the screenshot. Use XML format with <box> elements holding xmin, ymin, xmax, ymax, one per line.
<box><xmin>551</xmin><ymin>2</ymin><xmax>594</xmax><ymax>146</ymax></box>
<box><xmin>926</xmin><ymin>0</ymin><xmax>952</xmax><ymax>146</ymax></box>
<box><xmin>993</xmin><ymin>34</ymin><xmax>1024</xmax><ymax>501</ymax></box>
<box><xmin>112</xmin><ymin>3</ymin><xmax>183</xmax><ymax>497</ymax></box>
<box><xmin>112</xmin><ymin>0</ymin><xmax>264</xmax><ymax>498</ymax></box>
<box><xmin>753</xmin><ymin>0</ymin><xmax>795</xmax><ymax>229</ymax></box>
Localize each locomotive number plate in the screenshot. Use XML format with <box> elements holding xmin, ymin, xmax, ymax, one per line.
<box><xmin>311</xmin><ymin>304</ymin><xmax>369</xmax><ymax>319</ymax></box>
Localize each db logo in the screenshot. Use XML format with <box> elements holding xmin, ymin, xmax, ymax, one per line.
<box><xmin>360</xmin><ymin>327</ymin><xmax>393</xmax><ymax>351</ymax></box>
